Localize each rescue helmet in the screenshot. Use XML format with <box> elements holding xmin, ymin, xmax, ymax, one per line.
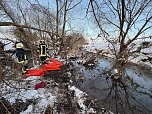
<box><xmin>15</xmin><ymin>42</ymin><xmax>24</xmax><ymax>48</ymax></box>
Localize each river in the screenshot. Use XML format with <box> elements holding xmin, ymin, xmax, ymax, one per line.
<box><xmin>72</xmin><ymin>57</ymin><xmax>152</xmax><ymax>114</ymax></box>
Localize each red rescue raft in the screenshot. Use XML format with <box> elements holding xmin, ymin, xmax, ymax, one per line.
<box><xmin>23</xmin><ymin>69</ymin><xmax>44</xmax><ymax>77</ymax></box>
<box><xmin>22</xmin><ymin>58</ymin><xmax>62</xmax><ymax>77</ymax></box>
<box><xmin>42</xmin><ymin>63</ymin><xmax>61</xmax><ymax>71</ymax></box>
<box><xmin>50</xmin><ymin>58</ymin><xmax>63</xmax><ymax>66</ymax></box>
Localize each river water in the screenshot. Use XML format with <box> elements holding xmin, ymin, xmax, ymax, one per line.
<box><xmin>73</xmin><ymin>57</ymin><xmax>152</xmax><ymax>114</ymax></box>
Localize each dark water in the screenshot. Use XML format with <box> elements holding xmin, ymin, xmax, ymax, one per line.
<box><xmin>73</xmin><ymin>58</ymin><xmax>152</xmax><ymax>114</ymax></box>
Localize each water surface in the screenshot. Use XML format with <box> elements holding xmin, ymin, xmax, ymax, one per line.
<box><xmin>73</xmin><ymin>58</ymin><xmax>152</xmax><ymax>114</ymax></box>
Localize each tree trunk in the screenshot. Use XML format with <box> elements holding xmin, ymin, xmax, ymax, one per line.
<box><xmin>56</xmin><ymin>0</ymin><xmax>59</xmax><ymax>36</ymax></box>
<box><xmin>62</xmin><ymin>0</ymin><xmax>68</xmax><ymax>36</ymax></box>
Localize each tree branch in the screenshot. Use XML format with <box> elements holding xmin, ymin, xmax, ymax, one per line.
<box><xmin>0</xmin><ymin>21</ymin><xmax>55</xmax><ymax>34</ymax></box>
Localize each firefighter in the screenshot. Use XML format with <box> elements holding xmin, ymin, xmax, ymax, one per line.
<box><xmin>15</xmin><ymin>42</ymin><xmax>28</xmax><ymax>74</ymax></box>
<box><xmin>37</xmin><ymin>40</ymin><xmax>48</xmax><ymax>62</ymax></box>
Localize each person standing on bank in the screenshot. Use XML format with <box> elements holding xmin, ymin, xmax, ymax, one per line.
<box><xmin>37</xmin><ymin>40</ymin><xmax>48</xmax><ymax>63</ymax></box>
<box><xmin>15</xmin><ymin>42</ymin><xmax>28</xmax><ymax>64</ymax></box>
<box><xmin>15</xmin><ymin>42</ymin><xmax>28</xmax><ymax>74</ymax></box>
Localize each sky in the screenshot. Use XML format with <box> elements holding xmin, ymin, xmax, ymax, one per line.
<box><xmin>36</xmin><ymin>0</ymin><xmax>100</xmax><ymax>40</ymax></box>
<box><xmin>0</xmin><ymin>0</ymin><xmax>152</xmax><ymax>44</ymax></box>
<box><xmin>30</xmin><ymin>0</ymin><xmax>152</xmax><ymax>41</ymax></box>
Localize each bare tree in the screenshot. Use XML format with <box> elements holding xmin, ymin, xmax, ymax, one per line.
<box><xmin>55</xmin><ymin>0</ymin><xmax>83</xmax><ymax>37</ymax></box>
<box><xmin>88</xmin><ymin>0</ymin><xmax>152</xmax><ymax>69</ymax></box>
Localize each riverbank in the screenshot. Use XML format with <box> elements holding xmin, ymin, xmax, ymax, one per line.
<box><xmin>95</xmin><ymin>51</ymin><xmax>152</xmax><ymax>72</ymax></box>
<box><xmin>129</xmin><ymin>53</ymin><xmax>152</xmax><ymax>71</ymax></box>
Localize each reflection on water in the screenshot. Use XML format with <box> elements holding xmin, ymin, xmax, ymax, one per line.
<box><xmin>73</xmin><ymin>58</ymin><xmax>152</xmax><ymax>114</ymax></box>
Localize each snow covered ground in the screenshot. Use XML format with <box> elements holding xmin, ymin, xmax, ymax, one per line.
<box><xmin>128</xmin><ymin>43</ymin><xmax>152</xmax><ymax>69</ymax></box>
<box><xmin>129</xmin><ymin>53</ymin><xmax>152</xmax><ymax>70</ymax></box>
<box><xmin>1</xmin><ymin>76</ymin><xmax>55</xmax><ymax>113</ymax></box>
<box><xmin>1</xmin><ymin>73</ymin><xmax>99</xmax><ymax>114</ymax></box>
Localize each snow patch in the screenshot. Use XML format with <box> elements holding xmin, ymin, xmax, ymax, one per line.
<box><xmin>4</xmin><ymin>90</ymin><xmax>38</xmax><ymax>103</ymax></box>
<box><xmin>68</xmin><ymin>86</ymin><xmax>87</xmax><ymax>113</ymax></box>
